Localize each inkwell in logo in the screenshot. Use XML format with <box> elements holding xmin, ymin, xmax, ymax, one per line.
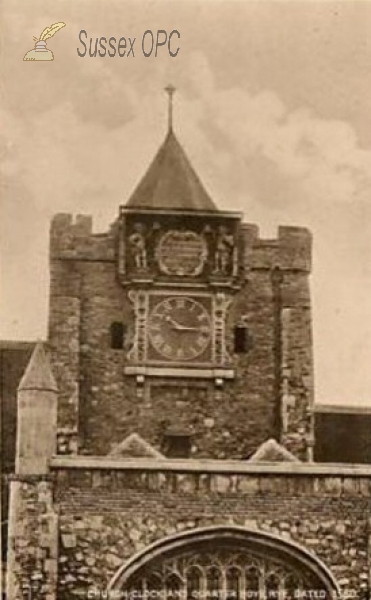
<box><xmin>24</xmin><ymin>22</ymin><xmax>66</xmax><ymax>61</ymax></box>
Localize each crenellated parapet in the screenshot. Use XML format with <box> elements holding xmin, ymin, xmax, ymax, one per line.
<box><xmin>242</xmin><ymin>224</ymin><xmax>312</xmax><ymax>274</ymax></box>
<box><xmin>50</xmin><ymin>213</ymin><xmax>92</xmax><ymax>254</ymax></box>
<box><xmin>50</xmin><ymin>213</ymin><xmax>115</xmax><ymax>262</ymax></box>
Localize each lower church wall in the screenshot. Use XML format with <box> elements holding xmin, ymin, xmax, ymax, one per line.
<box><xmin>51</xmin><ymin>464</ymin><xmax>371</xmax><ymax>599</ymax></box>
<box><xmin>6</xmin><ymin>478</ymin><xmax>59</xmax><ymax>600</ymax></box>
<box><xmin>6</xmin><ymin>464</ymin><xmax>371</xmax><ymax>600</ymax></box>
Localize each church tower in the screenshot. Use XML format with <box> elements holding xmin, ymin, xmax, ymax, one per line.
<box><xmin>7</xmin><ymin>89</ymin><xmax>370</xmax><ymax>600</ymax></box>
<box><xmin>48</xmin><ymin>89</ymin><xmax>314</xmax><ymax>460</ymax></box>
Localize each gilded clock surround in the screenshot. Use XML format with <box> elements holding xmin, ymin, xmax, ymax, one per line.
<box><xmin>124</xmin><ymin>290</ymin><xmax>233</xmax><ymax>381</ymax></box>
<box><xmin>120</xmin><ymin>207</ymin><xmax>242</xmax><ymax>387</ymax></box>
<box><xmin>148</xmin><ymin>296</ymin><xmax>212</xmax><ymax>361</ymax></box>
<box><xmin>118</xmin><ymin>207</ymin><xmax>243</xmax><ymax>286</ymax></box>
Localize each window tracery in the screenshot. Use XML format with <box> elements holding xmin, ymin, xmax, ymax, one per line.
<box><xmin>126</xmin><ymin>543</ymin><xmax>330</xmax><ymax>600</ymax></box>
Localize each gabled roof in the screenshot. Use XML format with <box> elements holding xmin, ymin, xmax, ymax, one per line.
<box><xmin>18</xmin><ymin>342</ymin><xmax>58</xmax><ymax>392</ymax></box>
<box><xmin>109</xmin><ymin>433</ymin><xmax>164</xmax><ymax>459</ymax></box>
<box><xmin>248</xmin><ymin>439</ymin><xmax>300</xmax><ymax>463</ymax></box>
<box><xmin>126</xmin><ymin>130</ymin><xmax>218</xmax><ymax>212</ymax></box>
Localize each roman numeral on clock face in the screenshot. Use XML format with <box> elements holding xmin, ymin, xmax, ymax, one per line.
<box><xmin>175</xmin><ymin>298</ymin><xmax>186</xmax><ymax>309</ymax></box>
<box><xmin>151</xmin><ymin>333</ymin><xmax>164</xmax><ymax>346</ymax></box>
<box><xmin>148</xmin><ymin>296</ymin><xmax>212</xmax><ymax>361</ymax></box>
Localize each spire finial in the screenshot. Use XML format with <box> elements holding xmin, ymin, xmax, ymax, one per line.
<box><xmin>165</xmin><ymin>84</ymin><xmax>176</xmax><ymax>132</ymax></box>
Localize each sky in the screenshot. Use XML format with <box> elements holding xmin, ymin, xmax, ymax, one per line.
<box><xmin>1</xmin><ymin>0</ymin><xmax>371</xmax><ymax>406</ymax></box>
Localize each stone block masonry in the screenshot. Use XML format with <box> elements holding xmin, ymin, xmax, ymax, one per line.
<box><xmin>7</xmin><ymin>459</ymin><xmax>371</xmax><ymax>599</ymax></box>
<box><xmin>50</xmin><ymin>459</ymin><xmax>371</xmax><ymax>599</ymax></box>
<box><xmin>6</xmin><ymin>478</ymin><xmax>59</xmax><ymax>600</ymax></box>
<box><xmin>48</xmin><ymin>213</ymin><xmax>314</xmax><ymax>460</ymax></box>
<box><xmin>5</xmin><ymin>116</ymin><xmax>346</xmax><ymax>600</ymax></box>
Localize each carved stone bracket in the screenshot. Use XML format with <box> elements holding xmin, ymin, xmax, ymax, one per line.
<box><xmin>127</xmin><ymin>290</ymin><xmax>148</xmax><ymax>363</ymax></box>
<box><xmin>118</xmin><ymin>218</ymin><xmax>126</xmax><ymax>279</ymax></box>
<box><xmin>213</xmin><ymin>292</ymin><xmax>233</xmax><ymax>367</ymax></box>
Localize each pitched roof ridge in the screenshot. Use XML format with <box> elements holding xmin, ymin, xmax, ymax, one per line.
<box><xmin>109</xmin><ymin>432</ymin><xmax>164</xmax><ymax>459</ymax></box>
<box><xmin>248</xmin><ymin>438</ymin><xmax>300</xmax><ymax>463</ymax></box>
<box><xmin>0</xmin><ymin>340</ymin><xmax>36</xmax><ymax>349</ymax></box>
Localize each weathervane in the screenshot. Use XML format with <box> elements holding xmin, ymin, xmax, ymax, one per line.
<box><xmin>165</xmin><ymin>85</ymin><xmax>176</xmax><ymax>131</ymax></box>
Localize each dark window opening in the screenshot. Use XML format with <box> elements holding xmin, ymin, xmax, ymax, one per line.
<box><xmin>110</xmin><ymin>322</ymin><xmax>126</xmax><ymax>350</ymax></box>
<box><xmin>234</xmin><ymin>326</ymin><xmax>251</xmax><ymax>354</ymax></box>
<box><xmin>162</xmin><ymin>430</ymin><xmax>192</xmax><ymax>458</ymax></box>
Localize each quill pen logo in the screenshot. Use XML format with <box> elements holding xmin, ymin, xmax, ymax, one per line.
<box><xmin>24</xmin><ymin>22</ymin><xmax>66</xmax><ymax>61</ymax></box>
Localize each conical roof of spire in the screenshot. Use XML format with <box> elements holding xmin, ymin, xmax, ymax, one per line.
<box><xmin>126</xmin><ymin>129</ymin><xmax>218</xmax><ymax>212</ymax></box>
<box><xmin>18</xmin><ymin>342</ymin><xmax>58</xmax><ymax>392</ymax></box>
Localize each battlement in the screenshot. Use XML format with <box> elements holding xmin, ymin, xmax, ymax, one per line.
<box><xmin>50</xmin><ymin>213</ymin><xmax>115</xmax><ymax>262</ymax></box>
<box><xmin>51</xmin><ymin>213</ymin><xmax>93</xmax><ymax>238</ymax></box>
<box><xmin>242</xmin><ymin>223</ymin><xmax>312</xmax><ymax>272</ymax></box>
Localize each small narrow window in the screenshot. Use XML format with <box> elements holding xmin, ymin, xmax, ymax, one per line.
<box><xmin>162</xmin><ymin>430</ymin><xmax>192</xmax><ymax>458</ymax></box>
<box><xmin>234</xmin><ymin>326</ymin><xmax>251</xmax><ymax>354</ymax></box>
<box><xmin>110</xmin><ymin>322</ymin><xmax>125</xmax><ymax>350</ymax></box>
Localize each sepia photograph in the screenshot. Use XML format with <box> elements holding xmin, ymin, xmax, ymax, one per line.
<box><xmin>1</xmin><ymin>1</ymin><xmax>371</xmax><ymax>598</ymax></box>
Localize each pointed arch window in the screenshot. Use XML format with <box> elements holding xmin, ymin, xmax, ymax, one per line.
<box><xmin>226</xmin><ymin>567</ymin><xmax>241</xmax><ymax>600</ymax></box>
<box><xmin>113</xmin><ymin>531</ymin><xmax>338</xmax><ymax>600</ymax></box>
<box><xmin>265</xmin><ymin>571</ymin><xmax>281</xmax><ymax>599</ymax></box>
<box><xmin>245</xmin><ymin>566</ymin><xmax>260</xmax><ymax>595</ymax></box>
<box><xmin>186</xmin><ymin>566</ymin><xmax>203</xmax><ymax>600</ymax></box>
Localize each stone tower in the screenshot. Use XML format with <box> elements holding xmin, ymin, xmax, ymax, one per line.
<box><xmin>48</xmin><ymin>99</ymin><xmax>314</xmax><ymax>461</ymax></box>
<box><xmin>9</xmin><ymin>95</ymin><xmax>371</xmax><ymax>600</ymax></box>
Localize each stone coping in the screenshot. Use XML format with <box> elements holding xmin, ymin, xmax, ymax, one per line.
<box><xmin>0</xmin><ymin>340</ymin><xmax>36</xmax><ymax>349</ymax></box>
<box><xmin>120</xmin><ymin>206</ymin><xmax>243</xmax><ymax>220</ymax></box>
<box><xmin>314</xmin><ymin>403</ymin><xmax>371</xmax><ymax>415</ymax></box>
<box><xmin>50</xmin><ymin>456</ymin><xmax>371</xmax><ymax>476</ymax></box>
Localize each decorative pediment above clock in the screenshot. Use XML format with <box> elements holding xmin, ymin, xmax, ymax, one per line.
<box><xmin>155</xmin><ymin>229</ymin><xmax>208</xmax><ymax>277</ymax></box>
<box><xmin>117</xmin><ymin>208</ymin><xmax>244</xmax><ymax>287</ymax></box>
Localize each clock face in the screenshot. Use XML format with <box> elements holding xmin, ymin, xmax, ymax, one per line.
<box><xmin>148</xmin><ymin>296</ymin><xmax>212</xmax><ymax>361</ymax></box>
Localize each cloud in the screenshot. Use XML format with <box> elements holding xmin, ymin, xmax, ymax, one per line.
<box><xmin>173</xmin><ymin>52</ymin><xmax>371</xmax><ymax>403</ymax></box>
<box><xmin>1</xmin><ymin>40</ymin><xmax>371</xmax><ymax>404</ymax></box>
<box><xmin>180</xmin><ymin>53</ymin><xmax>371</xmax><ymax>213</ymax></box>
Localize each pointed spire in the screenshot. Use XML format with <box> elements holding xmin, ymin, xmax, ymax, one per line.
<box><xmin>164</xmin><ymin>84</ymin><xmax>176</xmax><ymax>132</ymax></box>
<box><xmin>126</xmin><ymin>88</ymin><xmax>219</xmax><ymax>211</ymax></box>
<box><xmin>126</xmin><ymin>130</ymin><xmax>218</xmax><ymax>211</ymax></box>
<box><xmin>18</xmin><ymin>342</ymin><xmax>58</xmax><ymax>392</ymax></box>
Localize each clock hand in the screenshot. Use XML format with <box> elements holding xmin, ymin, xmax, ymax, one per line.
<box><xmin>164</xmin><ymin>316</ymin><xmax>201</xmax><ymax>332</ymax></box>
<box><xmin>173</xmin><ymin>324</ymin><xmax>205</xmax><ymax>332</ymax></box>
<box><xmin>165</xmin><ymin>315</ymin><xmax>184</xmax><ymax>330</ymax></box>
